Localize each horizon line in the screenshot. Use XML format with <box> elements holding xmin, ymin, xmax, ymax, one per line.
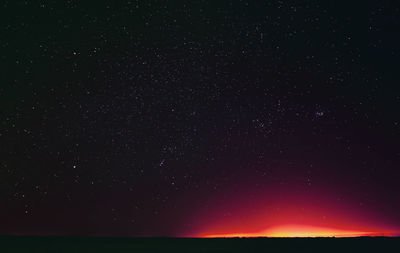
<box><xmin>1</xmin><ymin>234</ymin><xmax>400</xmax><ymax>239</ymax></box>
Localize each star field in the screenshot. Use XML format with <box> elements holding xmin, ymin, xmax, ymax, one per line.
<box><xmin>1</xmin><ymin>1</ymin><xmax>400</xmax><ymax>236</ymax></box>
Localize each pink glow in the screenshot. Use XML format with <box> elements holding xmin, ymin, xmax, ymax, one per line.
<box><xmin>185</xmin><ymin>186</ymin><xmax>400</xmax><ymax>238</ymax></box>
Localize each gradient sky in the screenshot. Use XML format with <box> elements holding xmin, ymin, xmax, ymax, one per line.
<box><xmin>1</xmin><ymin>1</ymin><xmax>400</xmax><ymax>237</ymax></box>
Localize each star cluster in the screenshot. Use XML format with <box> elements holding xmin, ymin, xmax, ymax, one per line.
<box><xmin>1</xmin><ymin>1</ymin><xmax>400</xmax><ymax>236</ymax></box>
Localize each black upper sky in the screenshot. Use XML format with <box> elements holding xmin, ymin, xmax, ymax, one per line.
<box><xmin>1</xmin><ymin>1</ymin><xmax>400</xmax><ymax>237</ymax></box>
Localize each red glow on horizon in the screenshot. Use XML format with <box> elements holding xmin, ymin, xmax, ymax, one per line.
<box><xmin>202</xmin><ymin>224</ymin><xmax>399</xmax><ymax>238</ymax></box>
<box><xmin>185</xmin><ymin>187</ymin><xmax>400</xmax><ymax>238</ymax></box>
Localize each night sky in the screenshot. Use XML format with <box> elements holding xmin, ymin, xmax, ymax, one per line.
<box><xmin>1</xmin><ymin>1</ymin><xmax>400</xmax><ymax>237</ymax></box>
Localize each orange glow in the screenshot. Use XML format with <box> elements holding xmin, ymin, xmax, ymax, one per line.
<box><xmin>203</xmin><ymin>224</ymin><xmax>399</xmax><ymax>238</ymax></box>
<box><xmin>185</xmin><ymin>187</ymin><xmax>400</xmax><ymax>238</ymax></box>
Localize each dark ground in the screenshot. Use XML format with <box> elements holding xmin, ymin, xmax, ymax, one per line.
<box><xmin>0</xmin><ymin>236</ymin><xmax>398</xmax><ymax>252</ymax></box>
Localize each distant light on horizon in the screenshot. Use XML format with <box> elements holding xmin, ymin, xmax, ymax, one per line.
<box><xmin>201</xmin><ymin>224</ymin><xmax>400</xmax><ymax>238</ymax></box>
<box><xmin>185</xmin><ymin>188</ymin><xmax>400</xmax><ymax>239</ymax></box>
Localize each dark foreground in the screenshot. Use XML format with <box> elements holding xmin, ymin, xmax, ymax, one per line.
<box><xmin>0</xmin><ymin>236</ymin><xmax>399</xmax><ymax>252</ymax></box>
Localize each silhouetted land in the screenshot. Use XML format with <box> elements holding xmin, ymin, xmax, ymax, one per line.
<box><xmin>0</xmin><ymin>235</ymin><xmax>399</xmax><ymax>252</ymax></box>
